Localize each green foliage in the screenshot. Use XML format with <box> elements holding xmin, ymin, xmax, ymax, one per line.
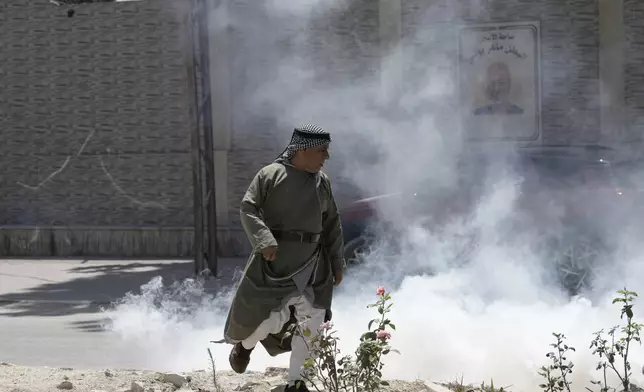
<box><xmin>538</xmin><ymin>333</ymin><xmax>575</xmax><ymax>392</ymax></box>
<box><xmin>291</xmin><ymin>287</ymin><xmax>399</xmax><ymax>392</ymax></box>
<box><xmin>587</xmin><ymin>289</ymin><xmax>644</xmax><ymax>392</ymax></box>
<box><xmin>284</xmin><ymin>287</ymin><xmax>644</xmax><ymax>392</ymax></box>
<box><xmin>539</xmin><ymin>288</ymin><xmax>644</xmax><ymax>392</ymax></box>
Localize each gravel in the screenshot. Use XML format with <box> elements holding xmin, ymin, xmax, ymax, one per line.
<box><xmin>0</xmin><ymin>362</ymin><xmax>433</xmax><ymax>392</ymax></box>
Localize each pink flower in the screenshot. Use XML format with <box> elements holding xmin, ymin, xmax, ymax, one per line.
<box><xmin>376</xmin><ymin>329</ymin><xmax>391</xmax><ymax>340</ymax></box>
<box><xmin>376</xmin><ymin>286</ymin><xmax>385</xmax><ymax>296</ymax></box>
<box><xmin>320</xmin><ymin>321</ymin><xmax>333</xmax><ymax>331</ymax></box>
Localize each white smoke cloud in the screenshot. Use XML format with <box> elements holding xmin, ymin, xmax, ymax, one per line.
<box><xmin>103</xmin><ymin>1</ymin><xmax>644</xmax><ymax>391</ymax></box>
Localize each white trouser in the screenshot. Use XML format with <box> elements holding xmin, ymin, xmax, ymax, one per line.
<box><xmin>241</xmin><ymin>294</ymin><xmax>327</xmax><ymax>382</ymax></box>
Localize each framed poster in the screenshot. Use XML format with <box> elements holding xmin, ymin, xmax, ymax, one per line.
<box><xmin>458</xmin><ymin>21</ymin><xmax>541</xmax><ymax>141</ymax></box>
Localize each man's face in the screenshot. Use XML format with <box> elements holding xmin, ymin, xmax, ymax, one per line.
<box><xmin>485</xmin><ymin>62</ymin><xmax>512</xmax><ymax>103</ymax></box>
<box><xmin>299</xmin><ymin>144</ymin><xmax>330</xmax><ymax>173</ymax></box>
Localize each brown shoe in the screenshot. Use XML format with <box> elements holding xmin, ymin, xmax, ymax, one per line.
<box><xmin>285</xmin><ymin>380</ymin><xmax>310</xmax><ymax>392</ymax></box>
<box><xmin>229</xmin><ymin>342</ymin><xmax>253</xmax><ymax>374</ymax></box>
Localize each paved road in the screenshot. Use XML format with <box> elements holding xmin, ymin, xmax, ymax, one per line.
<box><xmin>0</xmin><ymin>258</ymin><xmax>245</xmax><ymax>370</ymax></box>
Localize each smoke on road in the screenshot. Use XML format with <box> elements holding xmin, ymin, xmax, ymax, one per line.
<box><xmin>104</xmin><ymin>1</ymin><xmax>644</xmax><ymax>391</ymax></box>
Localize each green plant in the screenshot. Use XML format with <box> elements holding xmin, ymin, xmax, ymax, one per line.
<box><xmin>291</xmin><ymin>286</ymin><xmax>399</xmax><ymax>392</ymax></box>
<box><xmin>538</xmin><ymin>288</ymin><xmax>643</xmax><ymax>392</ymax></box>
<box><xmin>443</xmin><ymin>374</ymin><xmax>475</xmax><ymax>392</ymax></box>
<box><xmin>538</xmin><ymin>333</ymin><xmax>575</xmax><ymax>392</ymax></box>
<box><xmin>441</xmin><ymin>376</ymin><xmax>511</xmax><ymax>392</ymax></box>
<box><xmin>588</xmin><ymin>289</ymin><xmax>643</xmax><ymax>392</ymax></box>
<box><xmin>479</xmin><ymin>379</ymin><xmax>511</xmax><ymax>392</ymax></box>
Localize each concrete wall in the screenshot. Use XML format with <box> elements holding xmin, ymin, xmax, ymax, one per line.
<box><xmin>0</xmin><ymin>0</ymin><xmax>197</xmax><ymax>258</ymax></box>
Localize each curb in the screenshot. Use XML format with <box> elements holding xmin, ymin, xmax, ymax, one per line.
<box><xmin>0</xmin><ymin>299</ymin><xmax>114</xmax><ymax>306</ymax></box>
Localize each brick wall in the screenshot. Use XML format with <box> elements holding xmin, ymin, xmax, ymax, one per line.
<box><xmin>220</xmin><ymin>0</ymin><xmax>624</xmax><ymax>256</ymax></box>
<box><xmin>225</xmin><ymin>0</ymin><xmax>381</xmax><ymax>231</ymax></box>
<box><xmin>624</xmin><ymin>0</ymin><xmax>644</xmax><ymax>142</ymax></box>
<box><xmin>4</xmin><ymin>0</ymin><xmax>642</xmax><ymax>259</ymax></box>
<box><xmin>401</xmin><ymin>0</ymin><xmax>601</xmax><ymax>144</ymax></box>
<box><xmin>221</xmin><ymin>0</ymin><xmax>602</xmax><ymax>217</ymax></box>
<box><xmin>0</xmin><ymin>0</ymin><xmax>197</xmax><ymax>257</ymax></box>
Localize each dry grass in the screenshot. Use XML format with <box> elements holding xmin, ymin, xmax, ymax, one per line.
<box><xmin>440</xmin><ymin>375</ymin><xmax>513</xmax><ymax>392</ymax></box>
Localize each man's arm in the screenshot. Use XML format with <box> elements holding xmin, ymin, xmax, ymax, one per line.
<box><xmin>240</xmin><ymin>169</ymin><xmax>278</xmax><ymax>253</ymax></box>
<box><xmin>321</xmin><ymin>175</ymin><xmax>346</xmax><ymax>280</ymax></box>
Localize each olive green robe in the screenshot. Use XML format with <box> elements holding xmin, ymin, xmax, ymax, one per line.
<box><xmin>222</xmin><ymin>162</ymin><xmax>345</xmax><ymax>356</ymax></box>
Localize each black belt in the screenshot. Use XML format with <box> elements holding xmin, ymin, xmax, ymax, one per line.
<box><xmin>271</xmin><ymin>230</ymin><xmax>322</xmax><ymax>243</ymax></box>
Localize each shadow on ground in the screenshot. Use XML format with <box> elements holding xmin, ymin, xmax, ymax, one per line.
<box><xmin>0</xmin><ymin>259</ymin><xmax>246</xmax><ymax>320</ymax></box>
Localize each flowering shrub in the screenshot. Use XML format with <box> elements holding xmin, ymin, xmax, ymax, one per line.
<box><xmin>293</xmin><ymin>286</ymin><xmax>399</xmax><ymax>392</ymax></box>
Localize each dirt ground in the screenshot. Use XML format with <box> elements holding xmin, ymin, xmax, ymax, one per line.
<box><xmin>0</xmin><ymin>362</ymin><xmax>434</xmax><ymax>392</ymax></box>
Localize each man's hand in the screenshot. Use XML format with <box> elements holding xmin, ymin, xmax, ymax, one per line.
<box><xmin>334</xmin><ymin>269</ymin><xmax>343</xmax><ymax>287</ymax></box>
<box><xmin>262</xmin><ymin>246</ymin><xmax>277</xmax><ymax>261</ymax></box>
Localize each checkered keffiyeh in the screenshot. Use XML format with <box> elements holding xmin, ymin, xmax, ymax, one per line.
<box><xmin>275</xmin><ymin>124</ymin><xmax>331</xmax><ymax>162</ymax></box>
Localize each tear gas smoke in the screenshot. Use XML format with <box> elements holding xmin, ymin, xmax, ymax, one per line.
<box><xmin>104</xmin><ymin>1</ymin><xmax>644</xmax><ymax>391</ymax></box>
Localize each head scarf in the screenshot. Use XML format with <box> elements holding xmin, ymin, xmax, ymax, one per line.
<box><xmin>275</xmin><ymin>124</ymin><xmax>331</xmax><ymax>163</ymax></box>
